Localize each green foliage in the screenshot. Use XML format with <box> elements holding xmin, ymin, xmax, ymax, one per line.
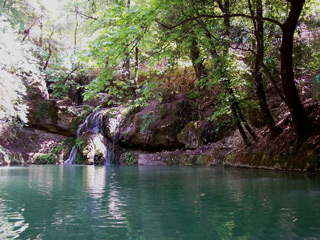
<box><xmin>124</xmin><ymin>152</ymin><xmax>137</xmax><ymax>165</ymax></box>
<box><xmin>35</xmin><ymin>153</ymin><xmax>56</xmax><ymax>164</ymax></box>
<box><xmin>80</xmin><ymin>1</ymin><xmax>163</xmax><ymax>104</ymax></box>
<box><xmin>207</xmin><ymin>105</ymin><xmax>231</xmax><ymax>122</ymax></box>
<box><xmin>1</xmin><ymin>0</ymin><xmax>320</xmax><ymax>146</ymax></box>
<box><xmin>140</xmin><ymin>113</ymin><xmax>160</xmax><ymax>134</ymax></box>
<box><xmin>0</xmin><ymin>16</ymin><xmax>41</xmax><ymax>137</ymax></box>
<box><xmin>51</xmin><ymin>144</ymin><xmax>63</xmax><ymax>154</ymax></box>
<box><xmin>132</xmin><ymin>80</ymin><xmax>162</xmax><ymax>108</ymax></box>
<box><xmin>71</xmin><ymin>108</ymin><xmax>93</xmax><ymax>134</ymax></box>
<box><xmin>76</xmin><ymin>152</ymin><xmax>84</xmax><ymax>164</ymax></box>
<box><xmin>75</xmin><ymin>137</ymin><xmax>84</xmax><ymax>150</ymax></box>
<box><xmin>45</xmin><ymin>68</ymin><xmax>70</xmax><ymax>98</ymax></box>
<box><xmin>34</xmin><ymin>143</ymin><xmax>65</xmax><ymax>164</ymax></box>
<box><xmin>189</xmin><ymin>90</ymin><xmax>200</xmax><ymax>100</ymax></box>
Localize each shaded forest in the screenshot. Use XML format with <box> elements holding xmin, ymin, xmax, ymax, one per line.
<box><xmin>1</xmin><ymin>0</ymin><xmax>320</xmax><ymax>170</ymax></box>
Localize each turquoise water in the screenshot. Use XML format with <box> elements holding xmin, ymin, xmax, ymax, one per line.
<box><xmin>0</xmin><ymin>166</ymin><xmax>320</xmax><ymax>240</ymax></box>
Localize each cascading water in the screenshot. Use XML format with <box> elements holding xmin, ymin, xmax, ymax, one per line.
<box><xmin>64</xmin><ymin>146</ymin><xmax>77</xmax><ymax>165</ymax></box>
<box><xmin>76</xmin><ymin>110</ymin><xmax>105</xmax><ymax>136</ymax></box>
<box><xmin>64</xmin><ymin>109</ymin><xmax>112</xmax><ymax>165</ymax></box>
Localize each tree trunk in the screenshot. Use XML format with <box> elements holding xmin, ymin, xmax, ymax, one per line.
<box><xmin>124</xmin><ymin>52</ymin><xmax>136</xmax><ymax>99</ymax></box>
<box><xmin>124</xmin><ymin>0</ymin><xmax>136</xmax><ymax>99</ymax></box>
<box><xmin>134</xmin><ymin>46</ymin><xmax>139</xmax><ymax>86</ymax></box>
<box><xmin>190</xmin><ymin>34</ymin><xmax>207</xmax><ymax>81</ymax></box>
<box><xmin>74</xmin><ymin>9</ymin><xmax>78</xmax><ymax>55</ymax></box>
<box><xmin>225</xmin><ymin>79</ymin><xmax>257</xmax><ymax>141</ymax></box>
<box><xmin>280</xmin><ymin>0</ymin><xmax>311</xmax><ymax>143</ymax></box>
<box><xmin>22</xmin><ymin>18</ymin><xmax>38</xmax><ymax>41</ymax></box>
<box><xmin>231</xmin><ymin>104</ymin><xmax>250</xmax><ymax>146</ymax></box>
<box><xmin>43</xmin><ymin>31</ymin><xmax>54</xmax><ymax>71</ymax></box>
<box><xmin>252</xmin><ymin>0</ymin><xmax>280</xmax><ymax>137</ymax></box>
<box><xmin>43</xmin><ymin>43</ymin><xmax>52</xmax><ymax>71</ymax></box>
<box><xmin>3</xmin><ymin>0</ymin><xmax>8</xmax><ymax>9</ymax></box>
<box><xmin>222</xmin><ymin>0</ymin><xmax>255</xmax><ymax>143</ymax></box>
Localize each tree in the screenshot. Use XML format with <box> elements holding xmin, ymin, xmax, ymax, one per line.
<box><xmin>280</xmin><ymin>0</ymin><xmax>311</xmax><ymax>143</ymax></box>
<box><xmin>248</xmin><ymin>0</ymin><xmax>281</xmax><ymax>137</ymax></box>
<box><xmin>155</xmin><ymin>0</ymin><xmax>315</xmax><ymax>143</ymax></box>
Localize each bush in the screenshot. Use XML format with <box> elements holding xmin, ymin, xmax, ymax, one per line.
<box><xmin>124</xmin><ymin>152</ymin><xmax>137</xmax><ymax>165</ymax></box>
<box><xmin>76</xmin><ymin>152</ymin><xmax>84</xmax><ymax>164</ymax></box>
<box><xmin>51</xmin><ymin>144</ymin><xmax>63</xmax><ymax>154</ymax></box>
<box><xmin>35</xmin><ymin>153</ymin><xmax>56</xmax><ymax>164</ymax></box>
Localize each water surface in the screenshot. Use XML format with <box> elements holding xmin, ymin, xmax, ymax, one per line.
<box><xmin>0</xmin><ymin>165</ymin><xmax>320</xmax><ymax>239</ymax></box>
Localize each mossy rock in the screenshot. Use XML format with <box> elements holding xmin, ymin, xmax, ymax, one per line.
<box><xmin>195</xmin><ymin>155</ymin><xmax>212</xmax><ymax>166</ymax></box>
<box><xmin>167</xmin><ymin>156</ymin><xmax>180</xmax><ymax>166</ymax></box>
<box><xmin>177</xmin><ymin>121</ymin><xmax>202</xmax><ymax>149</ymax></box>
<box><xmin>179</xmin><ymin>154</ymin><xmax>196</xmax><ymax>166</ymax></box>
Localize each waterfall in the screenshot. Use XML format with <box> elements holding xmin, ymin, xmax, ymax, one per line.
<box><xmin>64</xmin><ymin>146</ymin><xmax>77</xmax><ymax>165</ymax></box>
<box><xmin>76</xmin><ymin>110</ymin><xmax>105</xmax><ymax>136</ymax></box>
<box><xmin>64</xmin><ymin>109</ymin><xmax>112</xmax><ymax>165</ymax></box>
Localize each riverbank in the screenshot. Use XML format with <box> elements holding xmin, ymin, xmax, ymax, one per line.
<box><xmin>1</xmin><ymin>94</ymin><xmax>319</xmax><ymax>173</ymax></box>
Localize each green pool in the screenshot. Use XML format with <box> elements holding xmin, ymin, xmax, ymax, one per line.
<box><xmin>0</xmin><ymin>165</ymin><xmax>319</xmax><ymax>239</ymax></box>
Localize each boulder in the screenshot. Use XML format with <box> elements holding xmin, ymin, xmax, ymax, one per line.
<box><xmin>56</xmin><ymin>97</ymin><xmax>73</xmax><ymax>107</ymax></box>
<box><xmin>24</xmin><ymin>76</ymin><xmax>49</xmax><ymax>101</ymax></box>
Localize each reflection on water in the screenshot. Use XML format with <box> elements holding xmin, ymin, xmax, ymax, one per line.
<box><xmin>0</xmin><ymin>166</ymin><xmax>320</xmax><ymax>239</ymax></box>
<box><xmin>0</xmin><ymin>200</ymin><xmax>28</xmax><ymax>239</ymax></box>
<box><xmin>86</xmin><ymin>166</ymin><xmax>105</xmax><ymax>199</ymax></box>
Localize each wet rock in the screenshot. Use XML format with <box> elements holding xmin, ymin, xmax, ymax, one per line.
<box><xmin>80</xmin><ymin>133</ymin><xmax>109</xmax><ymax>165</ymax></box>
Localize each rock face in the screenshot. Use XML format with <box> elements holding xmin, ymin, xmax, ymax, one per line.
<box><xmin>120</xmin><ymin>97</ymin><xmax>196</xmax><ymax>150</ymax></box>
<box><xmin>224</xmin><ymin>137</ymin><xmax>320</xmax><ymax>172</ymax></box>
<box><xmin>119</xmin><ymin>148</ymin><xmax>221</xmax><ymax>167</ymax></box>
<box><xmin>0</xmin><ymin>128</ymin><xmax>67</xmax><ymax>164</ymax></box>
<box><xmin>27</xmin><ymin>100</ymin><xmax>77</xmax><ymax>136</ymax></box>
<box><xmin>177</xmin><ymin>121</ymin><xmax>203</xmax><ymax>149</ymax></box>
<box><xmin>24</xmin><ymin>77</ymin><xmax>49</xmax><ymax>101</ymax></box>
<box><xmin>23</xmin><ymin>71</ymin><xmax>78</xmax><ymax>137</ymax></box>
<box><xmin>0</xmin><ymin>146</ymin><xmax>10</xmax><ymax>166</ymax></box>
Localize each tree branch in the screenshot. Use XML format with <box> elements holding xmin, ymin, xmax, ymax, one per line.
<box><xmin>76</xmin><ymin>11</ymin><xmax>98</xmax><ymax>20</ymax></box>
<box><xmin>64</xmin><ymin>65</ymin><xmax>81</xmax><ymax>83</ymax></box>
<box><xmin>22</xmin><ymin>18</ymin><xmax>39</xmax><ymax>41</ymax></box>
<box><xmin>155</xmin><ymin>13</ymin><xmax>282</xmax><ymax>30</ymax></box>
<box><xmin>43</xmin><ymin>30</ymin><xmax>55</xmax><ymax>71</ymax></box>
<box><xmin>230</xmin><ymin>45</ymin><xmax>287</xmax><ymax>104</ymax></box>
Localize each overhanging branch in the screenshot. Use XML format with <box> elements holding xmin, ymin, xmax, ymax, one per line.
<box><xmin>155</xmin><ymin>14</ymin><xmax>282</xmax><ymax>30</ymax></box>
